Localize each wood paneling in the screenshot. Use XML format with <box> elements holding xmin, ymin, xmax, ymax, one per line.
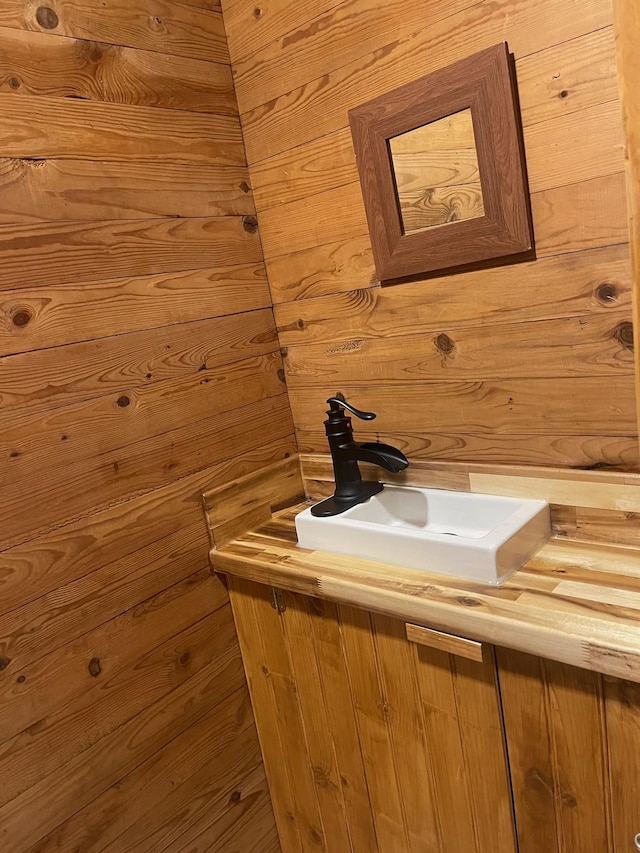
<box><xmin>0</xmin><ymin>4</ymin><xmax>286</xmax><ymax>850</ymax></box>
<box><xmin>0</xmin><ymin>93</ymin><xmax>245</xmax><ymax>164</ymax></box>
<box><xmin>228</xmin><ymin>576</ymin><xmax>517</xmax><ymax>852</ymax></box>
<box><xmin>0</xmin><ymin>159</ymin><xmax>255</xmax><ymax>224</ymax></box>
<box><xmin>0</xmin><ymin>26</ymin><xmax>237</xmax><ymax>114</ymax></box>
<box><xmin>0</xmin><ymin>1</ymin><xmax>229</xmax><ymax>63</ymax></box>
<box><xmin>227</xmin><ymin>0</ymin><xmax>636</xmax><ymax>468</ymax></box>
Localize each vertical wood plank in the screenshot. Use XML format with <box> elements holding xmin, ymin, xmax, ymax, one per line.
<box><xmin>370</xmin><ymin>613</ymin><xmax>440</xmax><ymax>852</ymax></box>
<box><xmin>280</xmin><ymin>592</ymin><xmax>353</xmax><ymax>852</ymax></box>
<box><xmin>451</xmin><ymin>648</ymin><xmax>518</xmax><ymax>852</ymax></box>
<box><xmin>497</xmin><ymin>648</ymin><xmax>613</xmax><ymax>853</ymax></box>
<box><xmin>306</xmin><ymin>597</ymin><xmax>379</xmax><ymax>853</ymax></box>
<box><xmin>337</xmin><ymin>604</ymin><xmax>411</xmax><ymax>852</ymax></box>
<box><xmin>411</xmin><ymin>643</ymin><xmax>481</xmax><ymax>852</ymax></box>
<box><xmin>228</xmin><ymin>576</ymin><xmax>323</xmax><ymax>852</ymax></box>
<box><xmin>604</xmin><ymin>676</ymin><xmax>640</xmax><ymax>850</ymax></box>
<box><xmin>613</xmin><ymin>0</ymin><xmax>640</xmax><ymax>455</ymax></box>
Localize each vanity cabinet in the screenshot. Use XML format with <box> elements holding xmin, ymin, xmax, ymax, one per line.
<box><xmin>227</xmin><ymin>576</ymin><xmax>640</xmax><ymax>853</ymax></box>
<box><xmin>227</xmin><ymin>576</ymin><xmax>516</xmax><ymax>852</ymax></box>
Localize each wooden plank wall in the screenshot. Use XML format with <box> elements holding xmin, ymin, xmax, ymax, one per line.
<box><xmin>0</xmin><ymin>3</ymin><xmax>289</xmax><ymax>851</ymax></box>
<box><xmin>223</xmin><ymin>0</ymin><xmax>639</xmax><ymax>470</ymax></box>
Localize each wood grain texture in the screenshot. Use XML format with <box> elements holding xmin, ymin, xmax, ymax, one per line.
<box><xmin>212</xmin><ymin>503</ymin><xmax>640</xmax><ymax>683</ymax></box>
<box><xmin>232</xmin><ymin>0</ymin><xmax>634</xmax><ymax>467</ymax></box>
<box><xmin>0</xmin><ymin>92</ymin><xmax>244</xmax><ymax>165</ymax></box>
<box><xmin>0</xmin><ymin>310</ymin><xmax>278</xmax><ymax>414</ymax></box>
<box><xmin>257</xmin><ymin>170</ymin><xmax>626</xmax><ymax>262</ymax></box>
<box><xmin>0</xmin><ymin>159</ymin><xmax>255</xmax><ymax>224</ymax></box>
<box><xmin>0</xmin><ymin>7</ymin><xmax>285</xmax><ymax>850</ymax></box>
<box><xmin>0</xmin><ymin>262</ymin><xmax>271</xmax><ymax>356</ymax></box>
<box><xmin>0</xmin><ymin>0</ymin><xmax>229</xmax><ymax>63</ymax></box>
<box><xmin>0</xmin><ymin>216</ymin><xmax>261</xmax><ymax>291</ymax></box>
<box><xmin>237</xmin><ymin>0</ymin><xmax>614</xmax><ymax>162</ymax></box>
<box><xmin>0</xmin><ymin>26</ymin><xmax>237</xmax><ymax>113</ymax></box>
<box><xmin>497</xmin><ymin>650</ymin><xmax>613</xmax><ymax>853</ymax></box>
<box><xmin>228</xmin><ymin>575</ymin><xmax>517</xmax><ymax>851</ymax></box>
<box><xmin>613</xmin><ymin>0</ymin><xmax>640</xmax><ymax>469</ymax></box>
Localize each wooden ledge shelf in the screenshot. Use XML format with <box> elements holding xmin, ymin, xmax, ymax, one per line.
<box><xmin>209</xmin><ymin>502</ymin><xmax>640</xmax><ymax>684</ymax></box>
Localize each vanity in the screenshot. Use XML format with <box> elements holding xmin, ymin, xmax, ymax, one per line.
<box><xmin>205</xmin><ymin>455</ymin><xmax>640</xmax><ymax>853</ymax></box>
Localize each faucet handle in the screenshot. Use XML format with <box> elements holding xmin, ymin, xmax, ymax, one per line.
<box><xmin>326</xmin><ymin>396</ymin><xmax>377</xmax><ymax>421</ymax></box>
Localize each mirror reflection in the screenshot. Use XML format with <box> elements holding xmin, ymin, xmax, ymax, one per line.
<box><xmin>389</xmin><ymin>109</ymin><xmax>485</xmax><ymax>234</ymax></box>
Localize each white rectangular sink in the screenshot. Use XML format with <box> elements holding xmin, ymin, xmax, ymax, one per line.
<box><xmin>295</xmin><ymin>485</ymin><xmax>550</xmax><ymax>585</ymax></box>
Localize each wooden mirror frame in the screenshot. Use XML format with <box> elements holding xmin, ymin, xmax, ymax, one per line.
<box><xmin>349</xmin><ymin>43</ymin><xmax>534</xmax><ymax>281</ymax></box>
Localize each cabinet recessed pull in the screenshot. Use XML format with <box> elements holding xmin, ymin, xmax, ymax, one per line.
<box><xmin>406</xmin><ymin>623</ymin><xmax>484</xmax><ymax>662</ymax></box>
<box><xmin>634</xmin><ymin>832</ymin><xmax>640</xmax><ymax>850</ymax></box>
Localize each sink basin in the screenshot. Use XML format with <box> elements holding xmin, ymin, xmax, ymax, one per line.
<box><xmin>295</xmin><ymin>485</ymin><xmax>550</xmax><ymax>585</ymax></box>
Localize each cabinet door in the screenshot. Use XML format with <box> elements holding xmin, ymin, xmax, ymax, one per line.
<box><xmin>498</xmin><ymin>647</ymin><xmax>640</xmax><ymax>853</ymax></box>
<box><xmin>228</xmin><ymin>576</ymin><xmax>517</xmax><ymax>853</ymax></box>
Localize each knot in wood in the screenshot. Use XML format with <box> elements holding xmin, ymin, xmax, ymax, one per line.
<box><xmin>0</xmin><ymin>656</ymin><xmax>11</xmax><ymax>671</ymax></box>
<box><xmin>434</xmin><ymin>332</ymin><xmax>455</xmax><ymax>355</ymax></box>
<box><xmin>239</xmin><ymin>181</ymin><xmax>251</xmax><ymax>194</ymax></box>
<box><xmin>88</xmin><ymin>657</ymin><xmax>102</xmax><ymax>677</ymax></box>
<box><xmin>116</xmin><ymin>395</ymin><xmax>130</xmax><ymax>408</ymax></box>
<box><xmin>613</xmin><ymin>321</ymin><xmax>634</xmax><ymax>352</ymax></box>
<box><xmin>35</xmin><ymin>6</ymin><xmax>59</xmax><ymax>28</ymax></box>
<box><xmin>229</xmin><ymin>790</ymin><xmax>242</xmax><ymax>804</ymax></box>
<box><xmin>242</xmin><ymin>215</ymin><xmax>258</xmax><ymax>234</ymax></box>
<box><xmin>12</xmin><ymin>309</ymin><xmax>32</xmax><ymax>327</ymax></box>
<box><xmin>457</xmin><ymin>596</ymin><xmax>481</xmax><ymax>607</ymax></box>
<box><xmin>595</xmin><ymin>282</ymin><xmax>618</xmax><ymax>304</ymax></box>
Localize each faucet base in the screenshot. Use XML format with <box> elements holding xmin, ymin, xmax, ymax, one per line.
<box><xmin>310</xmin><ymin>481</ymin><xmax>384</xmax><ymax>517</ymax></box>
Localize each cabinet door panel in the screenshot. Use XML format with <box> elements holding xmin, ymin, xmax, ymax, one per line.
<box><xmin>604</xmin><ymin>676</ymin><xmax>640</xmax><ymax>851</ymax></box>
<box><xmin>229</xmin><ymin>578</ymin><xmax>517</xmax><ymax>852</ymax></box>
<box><xmin>497</xmin><ymin>647</ymin><xmax>613</xmax><ymax>853</ymax></box>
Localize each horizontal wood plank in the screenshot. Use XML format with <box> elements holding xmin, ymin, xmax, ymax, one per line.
<box><xmin>287</xmin><ymin>377</ymin><xmax>637</xmax><ymax>437</ymax></box>
<box><xmin>0</xmin><ymin>26</ymin><xmax>237</xmax><ymax>114</ymax></box>
<box><xmin>0</xmin><ymin>568</ymin><xmax>226</xmax><ymax>744</ymax></box>
<box><xmin>0</xmin><ymin>436</ymin><xmax>296</xmax><ymax>617</ymax></box>
<box><xmin>36</xmin><ymin>698</ymin><xmax>263</xmax><ymax>853</ymax></box>
<box><xmin>238</xmin><ymin>0</ymin><xmax>614</xmax><ymax>162</ymax></box>
<box><xmin>258</xmin><ymin>171</ymin><xmax>627</xmax><ymax>261</ymax></box>
<box><xmin>0</xmin><ymin>92</ymin><xmax>244</xmax><ymax>164</ymax></box>
<box><xmin>275</xmin><ymin>244</ymin><xmax>631</xmax><ymax>343</ymax></box>
<box><xmin>1</xmin><ymin>392</ymin><xmax>294</xmax><ymax>549</ymax></box>
<box><xmin>297</xmin><ymin>429</ymin><xmax>640</xmax><ymax>470</ymax></box>
<box><xmin>0</xmin><ymin>600</ymin><xmax>241</xmax><ymax>807</ymax></box>
<box><xmin>0</xmin><ymin>263</ymin><xmax>271</xmax><ymax>356</ymax></box>
<box><xmin>3</xmin><ymin>355</ymin><xmax>285</xmax><ymax>511</ymax></box>
<box><xmin>0</xmin><ymin>663</ymin><xmax>247</xmax><ymax>852</ymax></box>
<box><xmin>0</xmin><ymin>1</ymin><xmax>229</xmax><ymax>63</ymax></box>
<box><xmin>222</xmin><ymin>0</ymin><xmax>345</xmax><ymax>65</ymax></box>
<box><xmin>233</xmin><ymin>0</ymin><xmax>608</xmax><ymax>118</ymax></box>
<box><xmin>282</xmin><ymin>310</ymin><xmax>634</xmax><ymax>384</ymax></box>
<box><xmin>0</xmin><ymin>216</ymin><xmax>261</xmax><ymax>291</ymax></box>
<box><xmin>0</xmin><ymin>310</ymin><xmax>278</xmax><ymax>415</ymax></box>
<box><xmin>0</xmin><ymin>159</ymin><xmax>254</xmax><ymax>225</ymax></box>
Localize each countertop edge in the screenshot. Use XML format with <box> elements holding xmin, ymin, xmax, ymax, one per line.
<box><xmin>209</xmin><ymin>505</ymin><xmax>640</xmax><ymax>684</ymax></box>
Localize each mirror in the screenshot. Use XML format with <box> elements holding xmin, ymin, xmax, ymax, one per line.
<box><xmin>348</xmin><ymin>43</ymin><xmax>533</xmax><ymax>281</ymax></box>
<box><xmin>389</xmin><ymin>109</ymin><xmax>485</xmax><ymax>234</ymax></box>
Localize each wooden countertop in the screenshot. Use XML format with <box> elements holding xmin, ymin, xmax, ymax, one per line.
<box><xmin>210</xmin><ymin>501</ymin><xmax>640</xmax><ymax>683</ymax></box>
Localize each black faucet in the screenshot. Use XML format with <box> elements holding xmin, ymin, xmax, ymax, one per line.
<box><xmin>310</xmin><ymin>395</ymin><xmax>409</xmax><ymax>517</ymax></box>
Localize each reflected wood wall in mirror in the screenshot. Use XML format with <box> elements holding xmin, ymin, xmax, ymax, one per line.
<box><xmin>349</xmin><ymin>43</ymin><xmax>534</xmax><ymax>281</ymax></box>
<box><xmin>389</xmin><ymin>109</ymin><xmax>485</xmax><ymax>233</ymax></box>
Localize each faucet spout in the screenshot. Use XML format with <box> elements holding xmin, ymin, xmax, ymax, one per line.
<box><xmin>354</xmin><ymin>441</ymin><xmax>409</xmax><ymax>473</ymax></box>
